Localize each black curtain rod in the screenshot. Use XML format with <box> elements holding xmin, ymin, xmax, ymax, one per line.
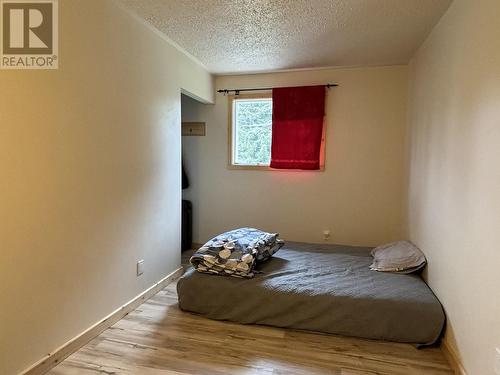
<box><xmin>217</xmin><ymin>83</ymin><xmax>338</xmax><ymax>95</ymax></box>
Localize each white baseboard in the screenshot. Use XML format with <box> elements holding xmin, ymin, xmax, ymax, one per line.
<box><xmin>441</xmin><ymin>338</ymin><xmax>467</xmax><ymax>375</ymax></box>
<box><xmin>20</xmin><ymin>267</ymin><xmax>184</xmax><ymax>375</ymax></box>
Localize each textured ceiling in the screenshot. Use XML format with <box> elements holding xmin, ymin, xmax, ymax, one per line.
<box><xmin>119</xmin><ymin>0</ymin><xmax>452</xmax><ymax>75</ymax></box>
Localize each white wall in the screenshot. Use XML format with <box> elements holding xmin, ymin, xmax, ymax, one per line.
<box><xmin>406</xmin><ymin>0</ymin><xmax>500</xmax><ymax>373</ymax></box>
<box><xmin>182</xmin><ymin>66</ymin><xmax>408</xmax><ymax>246</ymax></box>
<box><xmin>0</xmin><ymin>1</ymin><xmax>213</xmax><ymax>374</ymax></box>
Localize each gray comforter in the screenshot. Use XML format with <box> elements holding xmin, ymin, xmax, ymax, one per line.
<box><xmin>177</xmin><ymin>242</ymin><xmax>445</xmax><ymax>345</ymax></box>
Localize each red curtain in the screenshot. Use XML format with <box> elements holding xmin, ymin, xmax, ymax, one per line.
<box><xmin>270</xmin><ymin>85</ymin><xmax>326</xmax><ymax>170</ymax></box>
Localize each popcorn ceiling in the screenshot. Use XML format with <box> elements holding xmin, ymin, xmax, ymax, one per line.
<box><xmin>119</xmin><ymin>0</ymin><xmax>451</xmax><ymax>74</ymax></box>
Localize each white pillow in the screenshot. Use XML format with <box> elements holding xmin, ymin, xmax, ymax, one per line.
<box><xmin>370</xmin><ymin>241</ymin><xmax>426</xmax><ymax>274</ymax></box>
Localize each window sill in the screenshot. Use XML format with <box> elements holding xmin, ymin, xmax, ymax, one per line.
<box><xmin>228</xmin><ymin>164</ymin><xmax>272</xmax><ymax>171</ymax></box>
<box><xmin>228</xmin><ymin>164</ymin><xmax>325</xmax><ymax>172</ymax></box>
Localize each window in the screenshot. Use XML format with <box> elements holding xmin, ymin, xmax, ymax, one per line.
<box><xmin>227</xmin><ymin>92</ymin><xmax>327</xmax><ymax>171</ymax></box>
<box><xmin>228</xmin><ymin>94</ymin><xmax>273</xmax><ymax>169</ymax></box>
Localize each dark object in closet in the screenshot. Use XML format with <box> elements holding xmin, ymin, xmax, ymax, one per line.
<box><xmin>182</xmin><ymin>164</ymin><xmax>189</xmax><ymax>189</ymax></box>
<box><xmin>182</xmin><ymin>200</ymin><xmax>192</xmax><ymax>251</ymax></box>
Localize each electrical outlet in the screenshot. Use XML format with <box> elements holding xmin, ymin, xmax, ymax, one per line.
<box><xmin>323</xmin><ymin>229</ymin><xmax>331</xmax><ymax>241</ymax></box>
<box><xmin>495</xmin><ymin>347</ymin><xmax>500</xmax><ymax>375</ymax></box>
<box><xmin>137</xmin><ymin>260</ymin><xmax>144</xmax><ymax>276</ymax></box>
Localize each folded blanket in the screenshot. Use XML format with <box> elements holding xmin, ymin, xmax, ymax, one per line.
<box><xmin>190</xmin><ymin>228</ymin><xmax>284</xmax><ymax>278</ymax></box>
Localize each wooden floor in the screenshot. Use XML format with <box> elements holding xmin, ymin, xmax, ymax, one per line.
<box><xmin>49</xmin><ymin>279</ymin><xmax>453</xmax><ymax>375</ymax></box>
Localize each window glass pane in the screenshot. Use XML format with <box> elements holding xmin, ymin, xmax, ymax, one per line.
<box><xmin>234</xmin><ymin>98</ymin><xmax>272</xmax><ymax>166</ymax></box>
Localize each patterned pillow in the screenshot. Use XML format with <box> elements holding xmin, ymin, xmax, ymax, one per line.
<box><xmin>190</xmin><ymin>228</ymin><xmax>284</xmax><ymax>278</ymax></box>
<box><xmin>256</xmin><ymin>239</ymin><xmax>284</xmax><ymax>262</ymax></box>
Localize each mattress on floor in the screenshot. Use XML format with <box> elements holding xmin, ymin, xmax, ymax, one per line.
<box><xmin>177</xmin><ymin>241</ymin><xmax>445</xmax><ymax>345</ymax></box>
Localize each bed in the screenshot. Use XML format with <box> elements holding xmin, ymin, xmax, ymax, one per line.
<box><xmin>177</xmin><ymin>241</ymin><xmax>445</xmax><ymax>345</ymax></box>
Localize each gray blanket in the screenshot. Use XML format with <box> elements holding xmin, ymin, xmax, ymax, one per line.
<box><xmin>177</xmin><ymin>242</ymin><xmax>445</xmax><ymax>345</ymax></box>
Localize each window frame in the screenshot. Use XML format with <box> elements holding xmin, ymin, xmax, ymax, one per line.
<box><xmin>227</xmin><ymin>93</ymin><xmax>274</xmax><ymax>170</ymax></box>
<box><xmin>227</xmin><ymin>93</ymin><xmax>327</xmax><ymax>171</ymax></box>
